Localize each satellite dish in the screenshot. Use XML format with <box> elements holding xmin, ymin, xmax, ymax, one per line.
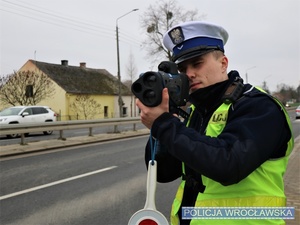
<box><xmin>128</xmin><ymin>160</ymin><xmax>169</xmax><ymax>225</ymax></box>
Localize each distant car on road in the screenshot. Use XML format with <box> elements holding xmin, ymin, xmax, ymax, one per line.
<box><xmin>0</xmin><ymin>106</ymin><xmax>57</xmax><ymax>138</ymax></box>
<box><xmin>296</xmin><ymin>105</ymin><xmax>300</xmax><ymax>119</ymax></box>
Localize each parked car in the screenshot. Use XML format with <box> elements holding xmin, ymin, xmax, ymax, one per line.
<box><xmin>0</xmin><ymin>106</ymin><xmax>57</xmax><ymax>138</ymax></box>
<box><xmin>296</xmin><ymin>105</ymin><xmax>300</xmax><ymax>119</ymax></box>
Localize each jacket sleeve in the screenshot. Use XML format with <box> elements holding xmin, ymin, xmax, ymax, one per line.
<box><xmin>150</xmin><ymin>95</ymin><xmax>291</xmax><ymax>186</ymax></box>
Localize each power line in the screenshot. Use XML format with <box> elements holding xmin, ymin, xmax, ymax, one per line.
<box><xmin>1</xmin><ymin>0</ymin><xmax>142</xmax><ymax>46</ymax></box>
<box><xmin>3</xmin><ymin>0</ymin><xmax>113</xmax><ymax>32</ymax></box>
<box><xmin>0</xmin><ymin>8</ymin><xmax>141</xmax><ymax>47</ymax></box>
<box><xmin>1</xmin><ymin>2</ymin><xmax>115</xmax><ymax>37</ymax></box>
<box><xmin>0</xmin><ymin>8</ymin><xmax>115</xmax><ymax>40</ymax></box>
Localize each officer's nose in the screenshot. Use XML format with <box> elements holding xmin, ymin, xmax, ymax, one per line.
<box><xmin>185</xmin><ymin>65</ymin><xmax>196</xmax><ymax>81</ymax></box>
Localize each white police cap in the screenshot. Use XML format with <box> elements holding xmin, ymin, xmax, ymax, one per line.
<box><xmin>163</xmin><ymin>21</ymin><xmax>229</xmax><ymax>64</ymax></box>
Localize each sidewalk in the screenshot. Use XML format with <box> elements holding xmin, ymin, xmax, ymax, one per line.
<box><xmin>0</xmin><ymin>130</ymin><xmax>299</xmax><ymax>224</ymax></box>
<box><xmin>284</xmin><ymin>136</ymin><xmax>300</xmax><ymax>225</ymax></box>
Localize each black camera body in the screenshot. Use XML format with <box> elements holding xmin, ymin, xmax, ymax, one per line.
<box><xmin>131</xmin><ymin>61</ymin><xmax>189</xmax><ymax>117</ymax></box>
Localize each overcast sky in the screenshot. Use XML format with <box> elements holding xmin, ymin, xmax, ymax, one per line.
<box><xmin>1</xmin><ymin>0</ymin><xmax>299</xmax><ymax>92</ymax></box>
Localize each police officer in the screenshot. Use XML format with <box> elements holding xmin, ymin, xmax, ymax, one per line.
<box><xmin>136</xmin><ymin>21</ymin><xmax>294</xmax><ymax>225</ymax></box>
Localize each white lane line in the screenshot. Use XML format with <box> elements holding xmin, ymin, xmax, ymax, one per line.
<box><xmin>0</xmin><ymin>166</ymin><xmax>117</xmax><ymax>201</ymax></box>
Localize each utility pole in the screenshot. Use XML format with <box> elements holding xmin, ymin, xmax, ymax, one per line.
<box><xmin>245</xmin><ymin>66</ymin><xmax>256</xmax><ymax>83</ymax></box>
<box><xmin>115</xmin><ymin>9</ymin><xmax>139</xmax><ymax>118</ymax></box>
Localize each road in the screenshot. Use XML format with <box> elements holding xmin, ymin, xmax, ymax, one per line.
<box><xmin>0</xmin><ymin>136</ymin><xmax>179</xmax><ymax>225</ymax></box>
<box><xmin>0</xmin><ymin>110</ymin><xmax>299</xmax><ymax>225</ymax></box>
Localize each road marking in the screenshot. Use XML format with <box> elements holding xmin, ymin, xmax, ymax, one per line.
<box><xmin>0</xmin><ymin>166</ymin><xmax>117</xmax><ymax>201</ymax></box>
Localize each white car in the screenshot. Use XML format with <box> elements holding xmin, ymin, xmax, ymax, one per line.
<box><xmin>0</xmin><ymin>106</ymin><xmax>57</xmax><ymax>138</ymax></box>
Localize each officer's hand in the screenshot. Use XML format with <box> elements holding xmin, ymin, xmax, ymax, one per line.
<box><xmin>136</xmin><ymin>88</ymin><xmax>169</xmax><ymax>129</ymax></box>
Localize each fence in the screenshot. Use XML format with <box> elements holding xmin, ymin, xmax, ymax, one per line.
<box><xmin>56</xmin><ymin>112</ymin><xmax>134</xmax><ymax>121</ymax></box>
<box><xmin>0</xmin><ymin>117</ymin><xmax>142</xmax><ymax>145</ymax></box>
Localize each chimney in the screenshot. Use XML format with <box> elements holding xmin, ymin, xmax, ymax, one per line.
<box><xmin>61</xmin><ymin>60</ymin><xmax>68</xmax><ymax>66</ymax></box>
<box><xmin>80</xmin><ymin>62</ymin><xmax>86</xmax><ymax>68</ymax></box>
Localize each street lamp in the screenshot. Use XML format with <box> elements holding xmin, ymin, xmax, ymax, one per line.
<box><xmin>116</xmin><ymin>8</ymin><xmax>139</xmax><ymax>118</ymax></box>
<box><xmin>263</xmin><ymin>75</ymin><xmax>272</xmax><ymax>82</ymax></box>
<box><xmin>245</xmin><ymin>66</ymin><xmax>256</xmax><ymax>83</ymax></box>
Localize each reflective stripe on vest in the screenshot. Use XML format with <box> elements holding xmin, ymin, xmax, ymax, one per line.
<box><xmin>170</xmin><ymin>97</ymin><xmax>294</xmax><ymax>225</ymax></box>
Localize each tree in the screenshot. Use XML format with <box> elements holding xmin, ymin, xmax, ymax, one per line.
<box><xmin>0</xmin><ymin>70</ymin><xmax>55</xmax><ymax>106</ymax></box>
<box><xmin>125</xmin><ymin>51</ymin><xmax>138</xmax><ymax>82</ymax></box>
<box><xmin>70</xmin><ymin>94</ymin><xmax>101</xmax><ymax>120</ymax></box>
<box><xmin>261</xmin><ymin>80</ymin><xmax>270</xmax><ymax>94</ymax></box>
<box><xmin>125</xmin><ymin>51</ymin><xmax>138</xmax><ymax>117</ymax></box>
<box><xmin>140</xmin><ymin>0</ymin><xmax>205</xmax><ymax>65</ymax></box>
<box><xmin>273</xmin><ymin>83</ymin><xmax>298</xmax><ymax>104</ymax></box>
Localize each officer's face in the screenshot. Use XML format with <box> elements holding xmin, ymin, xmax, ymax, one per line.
<box><xmin>178</xmin><ymin>51</ymin><xmax>228</xmax><ymax>93</ymax></box>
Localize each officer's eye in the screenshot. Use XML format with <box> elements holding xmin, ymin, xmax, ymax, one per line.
<box><xmin>178</xmin><ymin>67</ymin><xmax>186</xmax><ymax>73</ymax></box>
<box><xmin>193</xmin><ymin>59</ymin><xmax>203</xmax><ymax>66</ymax></box>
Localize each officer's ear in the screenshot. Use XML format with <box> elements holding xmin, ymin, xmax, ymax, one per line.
<box><xmin>221</xmin><ymin>55</ymin><xmax>228</xmax><ymax>72</ymax></box>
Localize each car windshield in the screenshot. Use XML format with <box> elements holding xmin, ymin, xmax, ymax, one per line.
<box><xmin>0</xmin><ymin>108</ymin><xmax>23</xmax><ymax>116</ymax></box>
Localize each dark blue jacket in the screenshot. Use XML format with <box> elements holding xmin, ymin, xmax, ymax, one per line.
<box><xmin>145</xmin><ymin>71</ymin><xmax>291</xmax><ymax>219</ymax></box>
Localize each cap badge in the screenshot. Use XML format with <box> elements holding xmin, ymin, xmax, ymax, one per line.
<box><xmin>169</xmin><ymin>27</ymin><xmax>184</xmax><ymax>45</ymax></box>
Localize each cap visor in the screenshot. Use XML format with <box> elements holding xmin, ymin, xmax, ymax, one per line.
<box><xmin>174</xmin><ymin>49</ymin><xmax>216</xmax><ymax>64</ymax></box>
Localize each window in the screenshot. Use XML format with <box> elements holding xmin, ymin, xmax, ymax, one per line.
<box><xmin>104</xmin><ymin>106</ymin><xmax>108</xmax><ymax>117</ymax></box>
<box><xmin>122</xmin><ymin>107</ymin><xmax>127</xmax><ymax>117</ymax></box>
<box><xmin>23</xmin><ymin>108</ymin><xmax>33</xmax><ymax>115</ymax></box>
<box><xmin>32</xmin><ymin>107</ymin><xmax>48</xmax><ymax>114</ymax></box>
<box><xmin>25</xmin><ymin>85</ymin><xmax>33</xmax><ymax>97</ymax></box>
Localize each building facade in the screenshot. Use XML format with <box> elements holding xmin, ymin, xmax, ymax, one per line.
<box><xmin>6</xmin><ymin>59</ymin><xmax>136</xmax><ymax>120</ymax></box>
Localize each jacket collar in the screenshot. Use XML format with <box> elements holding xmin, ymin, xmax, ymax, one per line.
<box><xmin>189</xmin><ymin>70</ymin><xmax>241</xmax><ymax>111</ymax></box>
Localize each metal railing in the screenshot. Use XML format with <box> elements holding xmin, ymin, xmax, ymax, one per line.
<box><xmin>0</xmin><ymin>117</ymin><xmax>142</xmax><ymax>145</ymax></box>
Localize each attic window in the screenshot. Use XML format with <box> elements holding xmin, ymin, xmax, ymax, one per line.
<box><xmin>25</xmin><ymin>85</ymin><xmax>33</xmax><ymax>97</ymax></box>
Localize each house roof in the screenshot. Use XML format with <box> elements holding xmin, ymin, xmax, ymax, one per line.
<box><xmin>29</xmin><ymin>60</ymin><xmax>131</xmax><ymax>95</ymax></box>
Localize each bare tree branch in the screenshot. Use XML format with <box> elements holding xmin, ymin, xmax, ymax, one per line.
<box><xmin>0</xmin><ymin>71</ymin><xmax>55</xmax><ymax>106</ymax></box>
<box><xmin>140</xmin><ymin>0</ymin><xmax>205</xmax><ymax>67</ymax></box>
<box><xmin>70</xmin><ymin>94</ymin><xmax>102</xmax><ymax>120</ymax></box>
<box><xmin>124</xmin><ymin>52</ymin><xmax>138</xmax><ymax>117</ymax></box>
<box><xmin>125</xmin><ymin>51</ymin><xmax>138</xmax><ymax>83</ymax></box>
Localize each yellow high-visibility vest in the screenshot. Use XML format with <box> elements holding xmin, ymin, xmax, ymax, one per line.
<box><xmin>170</xmin><ymin>97</ymin><xmax>294</xmax><ymax>225</ymax></box>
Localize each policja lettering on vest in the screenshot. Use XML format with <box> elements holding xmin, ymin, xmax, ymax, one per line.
<box><xmin>211</xmin><ymin>111</ymin><xmax>227</xmax><ymax>123</ymax></box>
<box><xmin>182</xmin><ymin>207</ymin><xmax>223</xmax><ymax>219</ymax></box>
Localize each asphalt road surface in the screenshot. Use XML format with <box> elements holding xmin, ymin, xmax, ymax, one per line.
<box><xmin>0</xmin><ymin>109</ymin><xmax>299</xmax><ymax>225</ymax></box>
<box><xmin>0</xmin><ymin>136</ymin><xmax>179</xmax><ymax>225</ymax></box>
